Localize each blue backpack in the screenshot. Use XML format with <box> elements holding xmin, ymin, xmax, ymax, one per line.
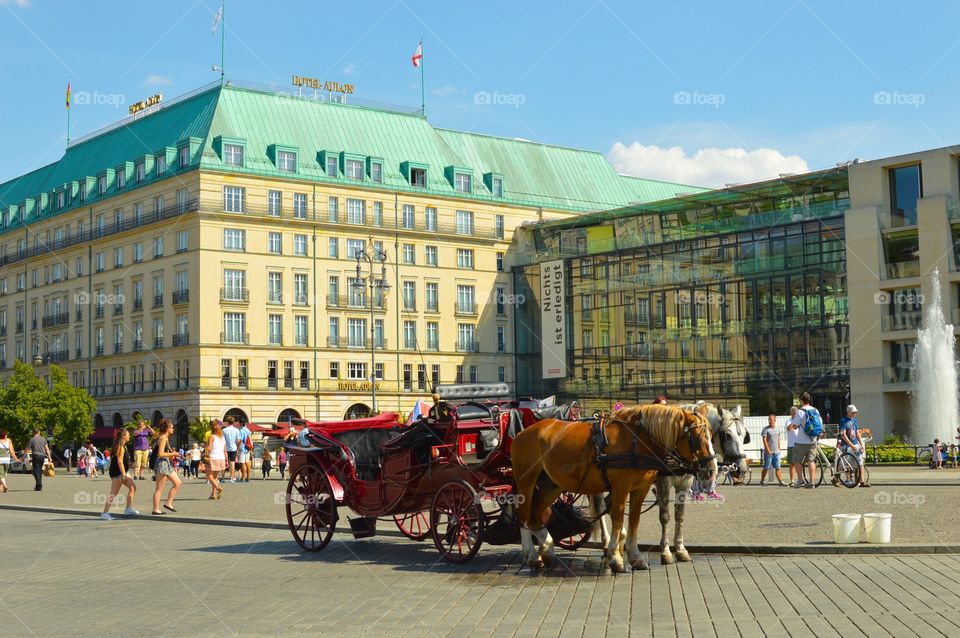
<box><xmin>802</xmin><ymin>406</ymin><xmax>823</xmax><ymax>438</ymax></box>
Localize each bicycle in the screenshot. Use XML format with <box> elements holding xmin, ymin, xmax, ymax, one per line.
<box><xmin>801</xmin><ymin>438</ymin><xmax>864</xmax><ymax>488</ymax></box>
<box><xmin>718</xmin><ymin>459</ymin><xmax>753</xmax><ymax>486</ymax></box>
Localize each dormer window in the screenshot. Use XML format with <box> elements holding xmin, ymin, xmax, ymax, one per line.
<box><xmin>117</xmin><ymin>169</ymin><xmax>126</xmax><ymax>189</ymax></box>
<box><xmin>135</xmin><ymin>161</ymin><xmax>145</xmax><ymax>183</ymax></box>
<box><xmin>223</xmin><ymin>144</ymin><xmax>244</xmax><ymax>167</ymax></box>
<box><xmin>411</xmin><ymin>167</ymin><xmax>426</xmax><ymax>188</ymax></box>
<box><xmin>455</xmin><ymin>173</ymin><xmax>472</xmax><ymax>193</ymax></box>
<box><xmin>345</xmin><ymin>158</ymin><xmax>364</xmax><ymax>179</ymax></box>
<box><xmin>156</xmin><ymin>153</ymin><xmax>167</xmax><ymax>175</ymax></box>
<box><xmin>179</xmin><ymin>146</ymin><xmax>190</xmax><ymax>168</ymax></box>
<box><xmin>17</xmin><ymin>204</ymin><xmax>25</xmax><ymax>222</ymax></box>
<box><xmin>371</xmin><ymin>161</ymin><xmax>383</xmax><ymax>183</ymax></box>
<box><xmin>57</xmin><ymin>191</ymin><xmax>65</xmax><ymax>209</ymax></box>
<box><xmin>78</xmin><ymin>186</ymin><xmax>86</xmax><ymax>202</ymax></box>
<box><xmin>277</xmin><ymin>150</ymin><xmax>297</xmax><ymax>173</ymax></box>
<box><xmin>326</xmin><ymin>156</ymin><xmax>338</xmax><ymax>177</ymax></box>
<box><xmin>98</xmin><ymin>176</ymin><xmax>106</xmax><ymax>196</ymax></box>
<box><xmin>492</xmin><ymin>176</ymin><xmax>503</xmax><ymax>197</ymax></box>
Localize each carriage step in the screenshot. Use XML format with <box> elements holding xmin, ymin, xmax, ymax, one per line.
<box><xmin>348</xmin><ymin>516</ymin><xmax>378</xmax><ymax>539</ymax></box>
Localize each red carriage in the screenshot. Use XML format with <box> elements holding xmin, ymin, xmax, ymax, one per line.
<box><xmin>283</xmin><ymin>383</ymin><xmax>592</xmax><ymax>563</ymax></box>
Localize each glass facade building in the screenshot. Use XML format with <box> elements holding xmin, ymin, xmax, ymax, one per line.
<box><xmin>513</xmin><ymin>168</ymin><xmax>852</xmax><ymax>419</ymax></box>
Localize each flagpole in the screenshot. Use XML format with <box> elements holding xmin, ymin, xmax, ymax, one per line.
<box><xmin>420</xmin><ymin>38</ymin><xmax>425</xmax><ymax>116</ymax></box>
<box><xmin>220</xmin><ymin>1</ymin><xmax>225</xmax><ymax>85</ymax></box>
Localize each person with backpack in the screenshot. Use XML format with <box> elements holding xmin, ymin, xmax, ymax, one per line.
<box><xmin>237</xmin><ymin>421</ymin><xmax>253</xmax><ymax>483</ymax></box>
<box><xmin>792</xmin><ymin>392</ymin><xmax>822</xmax><ymax>489</ymax></box>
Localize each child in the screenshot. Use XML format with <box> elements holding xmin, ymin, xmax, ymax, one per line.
<box><xmin>932</xmin><ymin>439</ymin><xmax>943</xmax><ymax>469</ymax></box>
<box><xmin>78</xmin><ymin>452</ymin><xmax>87</xmax><ymax>477</ymax></box>
<box><xmin>950</xmin><ymin>444</ymin><xmax>958</xmax><ymax>469</ymax></box>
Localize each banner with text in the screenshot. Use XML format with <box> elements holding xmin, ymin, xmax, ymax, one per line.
<box><xmin>540</xmin><ymin>259</ymin><xmax>567</xmax><ymax>379</ymax></box>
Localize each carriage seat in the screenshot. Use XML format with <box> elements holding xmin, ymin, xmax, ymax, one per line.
<box><xmin>330</xmin><ymin>428</ymin><xmax>400</xmax><ymax>480</ymax></box>
<box><xmin>453</xmin><ymin>402</ymin><xmax>493</xmax><ymax>422</ymax></box>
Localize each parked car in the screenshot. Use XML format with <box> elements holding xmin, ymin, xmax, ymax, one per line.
<box><xmin>11</xmin><ymin>452</ymin><xmax>32</xmax><ymax>474</ymax></box>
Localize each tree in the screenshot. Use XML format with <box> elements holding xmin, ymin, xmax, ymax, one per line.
<box><xmin>0</xmin><ymin>360</ymin><xmax>51</xmax><ymax>445</ymax></box>
<box><xmin>189</xmin><ymin>416</ymin><xmax>213</xmax><ymax>443</ymax></box>
<box><xmin>47</xmin><ymin>365</ymin><xmax>96</xmax><ymax>446</ymax></box>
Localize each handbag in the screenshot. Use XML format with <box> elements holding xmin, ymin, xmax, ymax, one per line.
<box><xmin>42</xmin><ymin>461</ymin><xmax>56</xmax><ymax>477</ymax></box>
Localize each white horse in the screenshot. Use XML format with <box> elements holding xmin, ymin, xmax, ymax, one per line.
<box><xmin>655</xmin><ymin>403</ymin><xmax>747</xmax><ymax>564</ymax></box>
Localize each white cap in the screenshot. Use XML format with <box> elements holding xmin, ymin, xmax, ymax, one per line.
<box><xmin>846</xmin><ymin>404</ymin><xmax>858</xmax><ymax>413</ymax></box>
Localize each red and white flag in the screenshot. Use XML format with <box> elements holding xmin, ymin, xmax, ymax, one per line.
<box><xmin>411</xmin><ymin>40</ymin><xmax>422</xmax><ymax>68</ymax></box>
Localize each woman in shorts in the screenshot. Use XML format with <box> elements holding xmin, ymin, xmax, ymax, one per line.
<box><xmin>101</xmin><ymin>428</ymin><xmax>138</xmax><ymax>520</ymax></box>
<box><xmin>206</xmin><ymin>421</ymin><xmax>226</xmax><ymax>500</ymax></box>
<box><xmin>151</xmin><ymin>420</ymin><xmax>182</xmax><ymax>515</ymax></box>
<box><xmin>0</xmin><ymin>430</ymin><xmax>20</xmax><ymax>493</ymax></box>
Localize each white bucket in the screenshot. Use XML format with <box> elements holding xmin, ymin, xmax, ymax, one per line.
<box><xmin>832</xmin><ymin>514</ymin><xmax>862</xmax><ymax>544</ymax></box>
<box><xmin>863</xmin><ymin>513</ymin><xmax>892</xmax><ymax>544</ymax></box>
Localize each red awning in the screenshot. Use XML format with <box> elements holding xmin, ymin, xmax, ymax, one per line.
<box><xmin>92</xmin><ymin>427</ymin><xmax>116</xmax><ymax>439</ymax></box>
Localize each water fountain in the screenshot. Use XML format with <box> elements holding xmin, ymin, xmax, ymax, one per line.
<box><xmin>910</xmin><ymin>270</ymin><xmax>959</xmax><ymax>446</ymax></box>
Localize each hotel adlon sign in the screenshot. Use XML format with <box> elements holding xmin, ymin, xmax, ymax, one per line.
<box><xmin>540</xmin><ymin>260</ymin><xmax>567</xmax><ymax>379</ymax></box>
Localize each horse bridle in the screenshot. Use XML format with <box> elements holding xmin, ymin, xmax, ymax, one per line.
<box><xmin>715</xmin><ymin>413</ymin><xmax>746</xmax><ymax>465</ymax></box>
<box><xmin>680</xmin><ymin>417</ymin><xmax>716</xmax><ymax>471</ymax></box>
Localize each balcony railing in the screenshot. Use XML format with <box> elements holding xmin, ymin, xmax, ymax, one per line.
<box><xmin>172</xmin><ymin>290</ymin><xmax>189</xmax><ymax>305</ymax></box>
<box><xmin>113</xmin><ymin>304</ymin><xmax>124</xmax><ymax>316</ymax></box>
<box><xmin>402</xmin><ymin>301</ymin><xmax>417</xmax><ymax>312</ymax></box>
<box><xmin>47</xmin><ymin>350</ymin><xmax>69</xmax><ymax>363</ymax></box>
<box><xmin>16</xmin><ymin>321</ymin><xmax>23</xmax><ymax>333</ymax></box>
<box><xmin>153</xmin><ymin>294</ymin><xmax>164</xmax><ymax>308</ymax></box>
<box><xmin>294</xmin><ymin>336</ymin><xmax>308</xmax><ymax>346</ymax></box>
<box><xmin>885</xmin><ymin>261</ymin><xmax>920</xmax><ymax>280</ymax></box>
<box><xmin>293</xmin><ymin>293</ymin><xmax>309</xmax><ymax>306</ymax></box>
<box><xmin>221</xmin><ymin>332</ymin><xmax>250</xmax><ymax>345</ymax></box>
<box><xmin>41</xmin><ymin>313</ymin><xmax>69</xmax><ymax>328</ymax></box>
<box><xmin>326</xmin><ymin>336</ymin><xmax>386</xmax><ymax>349</ymax></box>
<box><xmin>221</xmin><ymin>288</ymin><xmax>250</xmax><ymax>303</ymax></box>
<box><xmin>75</xmin><ymin>310</ymin><xmax>83</xmax><ymax>322</ymax></box>
<box><xmin>172</xmin><ymin>333</ymin><xmax>189</xmax><ymax>346</ymax></box>
<box><xmin>113</xmin><ymin>342</ymin><xmax>123</xmax><ymax>354</ymax></box>
<box><xmin>325</xmin><ymin>294</ymin><xmax>386</xmax><ymax>310</ymax></box>
<box><xmin>0</xmin><ymin>326</ymin><xmax>6</xmax><ymax>337</ymax></box>
<box><xmin>133</xmin><ymin>299</ymin><xmax>143</xmax><ymax>312</ymax></box>
<box><xmin>267</xmin><ymin>292</ymin><xmax>283</xmax><ymax>304</ymax></box>
<box><xmin>427</xmin><ymin>340</ymin><xmax>439</xmax><ymax>351</ymax></box>
<box><xmin>455</xmin><ymin>303</ymin><xmax>477</xmax><ymax>316</ymax></box>
<box><xmin>153</xmin><ymin>337</ymin><xmax>164</xmax><ymax>349</ymax></box>
<box><xmin>625</xmin><ymin>343</ymin><xmax>651</xmax><ymax>357</ymax></box>
<box><xmin>95</xmin><ymin>306</ymin><xmax>105</xmax><ymax>319</ymax></box>
<box><xmin>882</xmin><ymin>312</ymin><xmax>922</xmax><ymax>332</ymax></box>
<box><xmin>74</xmin><ymin>348</ymin><xmax>82</xmax><ymax>359</ymax></box>
<box><xmin>133</xmin><ymin>339</ymin><xmax>143</xmax><ymax>352</ymax></box>
<box><xmin>95</xmin><ymin>345</ymin><xmax>104</xmax><ymax>356</ymax></box>
<box><xmin>456</xmin><ymin>341</ymin><xmax>480</xmax><ymax>353</ymax></box>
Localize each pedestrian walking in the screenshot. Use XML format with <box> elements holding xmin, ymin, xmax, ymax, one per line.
<box><xmin>760</xmin><ymin>414</ymin><xmax>785</xmax><ymax>486</ymax></box>
<box><xmin>261</xmin><ymin>447</ymin><xmax>272</xmax><ymax>479</ymax></box>
<box><xmin>86</xmin><ymin>442</ymin><xmax>99</xmax><ymax>479</ymax></box>
<box><xmin>77</xmin><ymin>450</ymin><xmax>88</xmax><ymax>477</ymax></box>
<box><xmin>277</xmin><ymin>448</ymin><xmax>287</xmax><ymax>480</ymax></box>
<box><xmin>222</xmin><ymin>418</ymin><xmax>240</xmax><ymax>482</ymax></box>
<box><xmin>150</xmin><ymin>420</ymin><xmax>182</xmax><ymax>515</ymax></box>
<box><xmin>0</xmin><ymin>429</ymin><xmax>20</xmax><ymax>493</ymax></box>
<box><xmin>237</xmin><ymin>421</ymin><xmax>252</xmax><ymax>482</ymax></box>
<box><xmin>838</xmin><ymin>405</ymin><xmax>871</xmax><ymax>487</ymax></box>
<box><xmin>132</xmin><ymin>419</ymin><xmax>155</xmax><ymax>481</ymax></box>
<box><xmin>786</xmin><ymin>406</ymin><xmax>799</xmax><ymax>486</ymax></box>
<box><xmin>189</xmin><ymin>443</ymin><xmax>201</xmax><ymax>478</ymax></box>
<box><xmin>63</xmin><ymin>447</ymin><xmax>72</xmax><ymax>473</ymax></box>
<box><xmin>27</xmin><ymin>429</ymin><xmax>51</xmax><ymax>491</ymax></box>
<box><xmin>206</xmin><ymin>421</ymin><xmax>226</xmax><ymax>500</ymax></box>
<box><xmin>101</xmin><ymin>428</ymin><xmax>138</xmax><ymax>520</ymax></box>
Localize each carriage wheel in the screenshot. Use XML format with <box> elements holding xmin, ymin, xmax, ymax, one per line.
<box><xmin>394</xmin><ymin>510</ymin><xmax>431</xmax><ymax>541</ymax></box>
<box><xmin>286</xmin><ymin>463</ymin><xmax>336</xmax><ymax>552</ymax></box>
<box><xmin>554</xmin><ymin>493</ymin><xmax>593</xmax><ymax>551</ymax></box>
<box><xmin>430</xmin><ymin>480</ymin><xmax>484</xmax><ymax>563</ymax></box>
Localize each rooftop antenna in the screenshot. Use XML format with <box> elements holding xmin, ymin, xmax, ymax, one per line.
<box><xmin>212</xmin><ymin>2</ymin><xmax>225</xmax><ymax>85</ymax></box>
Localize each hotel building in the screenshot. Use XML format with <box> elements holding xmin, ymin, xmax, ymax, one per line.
<box><xmin>0</xmin><ymin>81</ymin><xmax>690</xmax><ymax>443</ymax></box>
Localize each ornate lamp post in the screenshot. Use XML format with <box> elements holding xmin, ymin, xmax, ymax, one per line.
<box><xmin>352</xmin><ymin>239</ymin><xmax>390</xmax><ymax>415</ymax></box>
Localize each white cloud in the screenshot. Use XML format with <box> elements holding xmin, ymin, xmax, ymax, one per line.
<box><xmin>143</xmin><ymin>73</ymin><xmax>173</xmax><ymax>87</ymax></box>
<box><xmin>608</xmin><ymin>141</ymin><xmax>809</xmax><ymax>188</ymax></box>
<box><xmin>431</xmin><ymin>84</ymin><xmax>463</xmax><ymax>97</ymax></box>
<box><xmin>341</xmin><ymin>63</ymin><xmax>356</xmax><ymax>75</ymax></box>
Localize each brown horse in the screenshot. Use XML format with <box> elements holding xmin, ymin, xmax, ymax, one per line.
<box><xmin>511</xmin><ymin>404</ymin><xmax>715</xmax><ymax>573</ymax></box>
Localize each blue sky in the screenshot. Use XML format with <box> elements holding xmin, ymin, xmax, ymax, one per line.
<box><xmin>2</xmin><ymin>0</ymin><xmax>960</xmax><ymax>187</ymax></box>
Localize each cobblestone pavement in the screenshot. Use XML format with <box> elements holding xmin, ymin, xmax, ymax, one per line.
<box><xmin>2</xmin><ymin>509</ymin><xmax>960</xmax><ymax>637</ymax></box>
<box><xmin>2</xmin><ymin>466</ymin><xmax>958</xmax><ymax>546</ymax></box>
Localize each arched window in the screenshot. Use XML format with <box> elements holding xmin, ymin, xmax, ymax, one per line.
<box><xmin>277</xmin><ymin>408</ymin><xmax>301</xmax><ymax>424</ymax></box>
<box><xmin>344</xmin><ymin>403</ymin><xmax>371</xmax><ymax>420</ymax></box>
<box><xmin>223</xmin><ymin>407</ymin><xmax>248</xmax><ymax>425</ymax></box>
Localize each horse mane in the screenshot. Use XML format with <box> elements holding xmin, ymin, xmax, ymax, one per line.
<box><xmin>613</xmin><ymin>405</ymin><xmax>683</xmax><ymax>450</ymax></box>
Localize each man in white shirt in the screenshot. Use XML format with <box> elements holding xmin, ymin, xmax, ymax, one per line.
<box><xmin>792</xmin><ymin>392</ymin><xmax>819</xmax><ymax>489</ymax></box>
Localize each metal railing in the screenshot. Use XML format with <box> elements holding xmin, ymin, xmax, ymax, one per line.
<box><xmin>221</xmin><ymin>288</ymin><xmax>250</xmax><ymax>303</ymax></box>
<box><xmin>41</xmin><ymin>313</ymin><xmax>69</xmax><ymax>328</ymax></box>
<box><xmin>325</xmin><ymin>294</ymin><xmax>386</xmax><ymax>310</ymax></box>
<box><xmin>456</xmin><ymin>341</ymin><xmax>480</xmax><ymax>353</ymax></box>
<box><xmin>881</xmin><ymin>312</ymin><xmax>922</xmax><ymax>332</ymax></box>
<box><xmin>172</xmin><ymin>333</ymin><xmax>190</xmax><ymax>346</ymax></box>
<box><xmin>172</xmin><ymin>290</ymin><xmax>189</xmax><ymax>305</ymax></box>
<box><xmin>220</xmin><ymin>332</ymin><xmax>249</xmax><ymax>345</ymax></box>
<box><xmin>325</xmin><ymin>336</ymin><xmax>387</xmax><ymax>349</ymax></box>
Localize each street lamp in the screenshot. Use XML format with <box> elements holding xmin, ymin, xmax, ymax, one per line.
<box><xmin>352</xmin><ymin>239</ymin><xmax>390</xmax><ymax>415</ymax></box>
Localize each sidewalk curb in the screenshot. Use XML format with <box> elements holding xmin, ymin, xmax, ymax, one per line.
<box><xmin>4</xmin><ymin>503</ymin><xmax>959</xmax><ymax>555</ymax></box>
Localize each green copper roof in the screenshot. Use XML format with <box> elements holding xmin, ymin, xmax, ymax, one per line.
<box><xmin>0</xmin><ymin>81</ymin><xmax>702</xmax><ymax>232</ymax></box>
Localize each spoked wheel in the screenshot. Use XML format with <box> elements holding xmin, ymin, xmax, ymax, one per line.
<box><xmin>286</xmin><ymin>463</ymin><xmax>337</xmax><ymax>552</ymax></box>
<box><xmin>430</xmin><ymin>479</ymin><xmax>485</xmax><ymax>564</ymax></box>
<box><xmin>394</xmin><ymin>510</ymin><xmax>431</xmax><ymax>541</ymax></box>
<box><xmin>553</xmin><ymin>492</ymin><xmax>593</xmax><ymax>552</ymax></box>
<box><xmin>836</xmin><ymin>452</ymin><xmax>861</xmax><ymax>488</ymax></box>
<box><xmin>802</xmin><ymin>458</ymin><xmax>827</xmax><ymax>487</ymax></box>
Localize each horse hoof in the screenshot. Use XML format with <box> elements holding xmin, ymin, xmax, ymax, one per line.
<box><xmin>631</xmin><ymin>558</ymin><xmax>649</xmax><ymax>570</ymax></box>
<box><xmin>660</xmin><ymin>553</ymin><xmax>675</xmax><ymax>565</ymax></box>
<box><xmin>528</xmin><ymin>558</ymin><xmax>545</xmax><ymax>571</ymax></box>
<box><xmin>676</xmin><ymin>551</ymin><xmax>692</xmax><ymax>562</ymax></box>
<box><xmin>609</xmin><ymin>558</ymin><xmax>626</xmax><ymax>574</ymax></box>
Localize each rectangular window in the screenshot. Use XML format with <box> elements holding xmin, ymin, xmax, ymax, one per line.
<box><xmin>277</xmin><ymin>150</ymin><xmax>297</xmax><ymax>172</ymax></box>
<box><xmin>424</xmin><ymin>207</ymin><xmax>437</xmax><ymax>231</ymax></box>
<box><xmin>455</xmin><ymin>173</ymin><xmax>472</xmax><ymax>193</ymax></box>
<box><xmin>153</xmin><ymin>236</ymin><xmax>164</xmax><ymax>258</ymax></box>
<box><xmin>347</xmin><ymin>198</ymin><xmax>365</xmax><ymax>225</ymax></box>
<box><xmin>223</xmin><ymin>186</ymin><xmax>246</xmax><ymax>213</ymax></box>
<box><xmin>293</xmin><ymin>193</ymin><xmax>307</xmax><ymax>219</ymax></box>
<box><xmin>114</xmin><ymin>247</ymin><xmax>123</xmax><ymax>268</ymax></box>
<box><xmin>223</xmin><ymin>269</ymin><xmax>246</xmax><ymax>300</ymax></box>
<box><xmin>402</xmin><ymin>244</ymin><xmax>415</xmax><ymax>264</ymax></box>
<box><xmin>457</xmin><ymin>285</ymin><xmax>475</xmax><ymax>314</ymax></box>
<box><xmin>496</xmin><ymin>287</ymin><xmax>506</xmax><ymax>315</ymax></box>
<box><xmin>402</xmin><ymin>204</ymin><xmax>415</xmax><ymax>229</ymax></box>
<box><xmin>299</xmin><ymin>361</ymin><xmax>309</xmax><ymax>388</ymax></box>
<box><xmin>371</xmin><ymin>161</ymin><xmax>382</xmax><ymax>183</ymax></box>
<box><xmin>403</xmin><ymin>363</ymin><xmax>412</xmax><ymax>391</ymax></box>
<box><xmin>223</xmin><ymin>228</ymin><xmax>246</xmax><ymax>251</ymax></box>
<box><xmin>374</xmin><ymin>319</ymin><xmax>384</xmax><ymax>348</ymax></box>
<box><xmin>329</xmin><ymin>361</ymin><xmax>340</xmax><ymax>379</ymax></box>
<box><xmin>328</xmin><ymin>237</ymin><xmax>339</xmax><ymax>258</ymax></box>
<box><xmin>135</xmin><ymin>161</ymin><xmax>145</xmax><ymax>183</ymax></box>
<box><xmin>267</xmin><ymin>272</ymin><xmax>283</xmax><ymax>304</ymax></box>
<box><xmin>268</xmin><ymin>314</ymin><xmax>283</xmax><ymax>345</ymax></box>
<box><xmin>457</xmin><ymin>248</ymin><xmax>474</xmax><ymax>269</ymax></box>
<box><xmin>328</xmin><ymin>316</ymin><xmax>340</xmax><ymax>345</ymax></box>
<box><xmin>345</xmin><ymin>159</ymin><xmax>364</xmax><ymax>179</ymax></box>
<box><xmin>427</xmin><ymin>322</ymin><xmax>439</xmax><ymax>350</ymax></box>
<box><xmin>432</xmin><ymin>364</ymin><xmax>440</xmax><ymax>388</ymax></box>
<box><xmin>458</xmin><ymin>324</ymin><xmax>476</xmax><ymax>352</ymax></box>
<box><xmin>117</xmin><ymin>169</ymin><xmax>126</xmax><ymax>189</ymax></box>
<box><xmin>347</xmin><ymin>318</ymin><xmax>366</xmax><ymax>348</ymax></box>
<box><xmin>410</xmin><ymin>167</ymin><xmax>426</xmax><ymax>188</ymax></box>
<box><xmin>426</xmin><ymin>282</ymin><xmax>439</xmax><ymax>311</ymax></box>
<box><xmin>223</xmin><ymin>144</ymin><xmax>244</xmax><ymax>167</ymax></box>
<box><xmin>221</xmin><ymin>359</ymin><xmax>232</xmax><ymax>387</ymax></box>
<box><xmin>294</xmin><ymin>234</ymin><xmax>307</xmax><ymax>256</ymax></box>
<box><xmin>492</xmin><ymin>176</ymin><xmax>503</xmax><ymax>197</ymax></box>
<box><xmin>268</xmin><ymin>232</ymin><xmax>282</xmax><ymax>254</ymax></box>
<box><xmin>177</xmin><ymin>230</ymin><xmax>188</xmax><ymax>253</ymax></box>
<box><xmin>98</xmin><ymin>175</ymin><xmax>106</xmax><ymax>195</ymax></box>
<box><xmin>179</xmin><ymin>146</ymin><xmax>190</xmax><ymax>168</ymax></box>
<box><xmin>156</xmin><ymin>154</ymin><xmax>166</xmax><ymax>175</ymax></box>
<box><xmin>456</xmin><ymin>365</ymin><xmax>464</xmax><ymax>384</ymax></box>
<box><xmin>498</xmin><ymin>366</ymin><xmax>506</xmax><ymax>383</ymax></box>
<box><xmin>425</xmin><ymin>245</ymin><xmax>438</xmax><ymax>266</ymax></box>
<box><xmin>348</xmin><ymin>362</ymin><xmax>366</xmax><ymax>380</ymax></box>
<box><xmin>328</xmin><ymin>276</ymin><xmax>340</xmax><ymax>305</ymax></box>
<box><xmin>469</xmin><ymin>365</ymin><xmax>478</xmax><ymax>383</ymax></box>
<box><xmin>268</xmin><ymin>190</ymin><xmax>282</xmax><ymax>216</ymax></box>
<box><xmin>890</xmin><ymin>164</ymin><xmax>922</xmax><ymax>227</ymax></box>
<box><xmin>294</xmin><ymin>273</ymin><xmax>308</xmax><ymax>305</ymax></box>
<box><xmin>495</xmin><ymin>214</ymin><xmax>504</xmax><ymax>239</ymax></box>
<box><xmin>326</xmin><ymin>156</ymin><xmax>338</xmax><ymax>177</ymax></box>
<box><xmin>295</xmin><ymin>316</ymin><xmax>308</xmax><ymax>346</ymax></box>
<box><xmin>496</xmin><ymin>252</ymin><xmax>504</xmax><ymax>272</ymax></box>
<box><xmin>268</xmin><ymin>360</ymin><xmax>278</xmax><ymax>388</ymax></box>
<box><xmin>328</xmin><ymin>196</ymin><xmax>338</xmax><ymax>222</ymax></box>
<box><xmin>346</xmin><ymin>239</ymin><xmax>365</xmax><ymax>261</ymax></box>
<box><xmin>456</xmin><ymin>210</ymin><xmax>474</xmax><ymax>235</ymax></box>
<box><xmin>403</xmin><ymin>281</ymin><xmax>416</xmax><ymax>310</ymax></box>
<box><xmin>404</xmin><ymin>321</ymin><xmax>417</xmax><ymax>349</ymax></box>
<box><xmin>497</xmin><ymin>326</ymin><xmax>506</xmax><ymax>353</ymax></box>
<box><xmin>133</xmin><ymin>242</ymin><xmax>143</xmax><ymax>263</ymax></box>
<box><xmin>373</xmin><ymin>201</ymin><xmax>383</xmax><ymax>226</ymax></box>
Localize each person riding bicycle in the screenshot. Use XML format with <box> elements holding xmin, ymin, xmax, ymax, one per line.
<box><xmin>835</xmin><ymin>404</ymin><xmax>871</xmax><ymax>488</ymax></box>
